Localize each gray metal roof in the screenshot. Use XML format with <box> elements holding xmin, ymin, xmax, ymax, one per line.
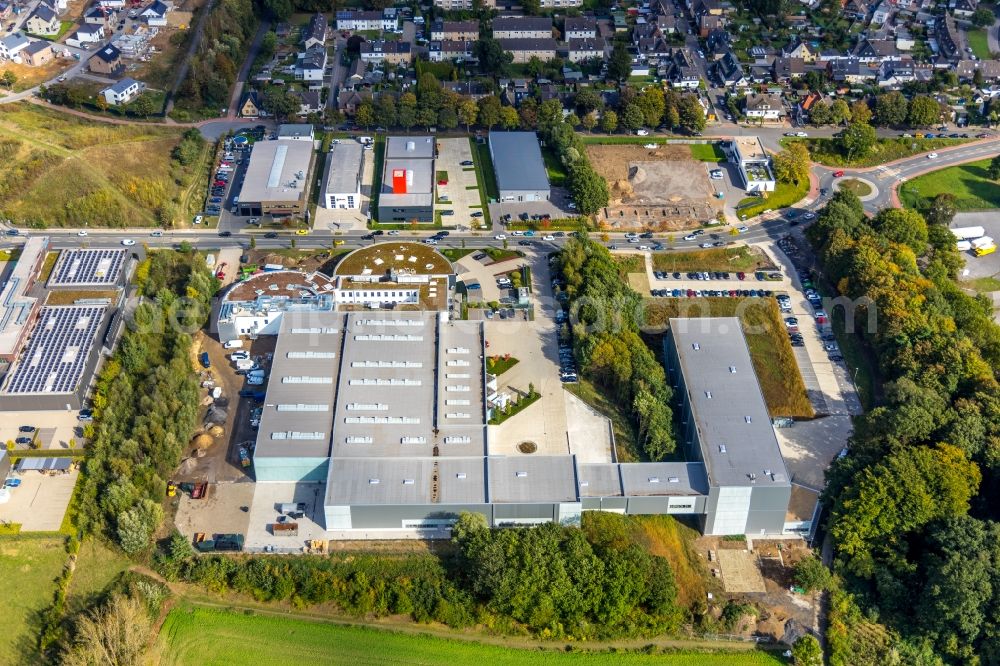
<box><xmin>240</xmin><ymin>140</ymin><xmax>313</xmax><ymax>205</ymax></box>
<box><xmin>385</xmin><ymin>135</ymin><xmax>434</xmax><ymax>160</ymax></box>
<box><xmin>488</xmin><ymin>131</ymin><xmax>550</xmax><ymax>194</ymax></box>
<box><xmin>321</xmin><ymin>142</ymin><xmax>363</xmax><ymax>197</ymax></box>
<box><xmin>668</xmin><ymin>317</ymin><xmax>789</xmax><ymax>488</ymax></box>
<box><xmin>380</xmin><ymin>157</ymin><xmax>433</xmax><ymax>208</ymax></box>
<box><xmin>577</xmin><ymin>463</ymin><xmax>623</xmax><ymax>497</ymax></box>
<box><xmin>277</xmin><ymin>123</ymin><xmax>314</xmax><ymax>140</ymax></box>
<box><xmin>619</xmin><ymin>462</ymin><xmax>709</xmax><ymax>496</ymax></box>
<box><xmin>325</xmin><ymin>457</ymin><xmax>487</xmax><ymax>505</ymax></box>
<box><xmin>487</xmin><ymin>456</ymin><xmax>579</xmax><ymax>503</ymax></box>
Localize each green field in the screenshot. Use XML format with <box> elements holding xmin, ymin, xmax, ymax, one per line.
<box><xmin>968</xmin><ymin>29</ymin><xmax>991</xmax><ymax>60</ymax></box>
<box><xmin>737</xmin><ymin>179</ymin><xmax>810</xmax><ymax>219</ymax></box>
<box><xmin>0</xmin><ymin>536</ymin><xmax>68</xmax><ymax>663</ymax></box>
<box><xmin>797</xmin><ymin>136</ymin><xmax>970</xmax><ymax>168</ymax></box>
<box><xmin>899</xmin><ymin>159</ymin><xmax>1000</xmax><ymax>211</ymax></box>
<box><xmin>837</xmin><ymin>179</ymin><xmax>872</xmax><ymax>197</ymax></box>
<box><xmin>65</xmin><ymin>538</ymin><xmax>131</xmax><ymax>614</ymax></box>
<box><xmin>159</xmin><ymin>604</ymin><xmax>786</xmax><ymax>666</ymax></box>
<box><xmin>652</xmin><ymin>246</ymin><xmax>776</xmax><ymax>273</ymax></box>
<box><xmin>688</xmin><ymin>143</ymin><xmax>726</xmax><ymax>162</ymax></box>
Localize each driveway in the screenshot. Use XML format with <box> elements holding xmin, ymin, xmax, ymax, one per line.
<box><xmin>454</xmin><ymin>252</ymin><xmax>526</xmax><ymax>302</ymax></box>
<box><xmin>435</xmin><ymin>138</ymin><xmax>481</xmax><ymax>228</ymax></box>
<box><xmin>0</xmin><ymin>469</ymin><xmax>79</xmax><ymax>532</ymax></box>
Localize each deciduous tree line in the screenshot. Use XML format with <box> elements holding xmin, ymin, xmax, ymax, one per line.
<box><xmin>808</xmin><ymin>190</ymin><xmax>1000</xmax><ymax>664</ymax></box>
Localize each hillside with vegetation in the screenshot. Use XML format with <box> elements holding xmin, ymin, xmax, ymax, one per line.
<box><xmin>808</xmin><ymin>190</ymin><xmax>1000</xmax><ymax>664</ymax></box>
<box><xmin>0</xmin><ymin>105</ymin><xmax>208</xmax><ymax>227</ymax></box>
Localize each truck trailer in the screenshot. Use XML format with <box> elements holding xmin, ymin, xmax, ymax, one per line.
<box><xmin>951</xmin><ymin>226</ymin><xmax>987</xmax><ymax>240</ymax></box>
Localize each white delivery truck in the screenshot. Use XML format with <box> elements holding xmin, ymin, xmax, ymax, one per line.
<box><xmin>224</xmin><ymin>340</ymin><xmax>243</xmax><ymax>349</ymax></box>
<box><xmin>235</xmin><ymin>359</ymin><xmax>254</xmax><ymax>371</ymax></box>
<box><xmin>956</xmin><ymin>240</ymin><xmax>973</xmax><ymax>251</ymax></box>
<box><xmin>951</xmin><ymin>226</ymin><xmax>986</xmax><ymax>240</ymax></box>
<box><xmin>972</xmin><ymin>236</ymin><xmax>997</xmax><ymax>256</ymax></box>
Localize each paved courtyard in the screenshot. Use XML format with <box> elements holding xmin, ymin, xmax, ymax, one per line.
<box><xmin>435</xmin><ymin>138</ymin><xmax>482</xmax><ymax>229</ymax></box>
<box><xmin>0</xmin><ymin>469</ymin><xmax>78</xmax><ymax>531</ymax></box>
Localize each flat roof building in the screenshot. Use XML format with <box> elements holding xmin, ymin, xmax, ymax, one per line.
<box><xmin>729</xmin><ymin>136</ymin><xmax>775</xmax><ymax>193</ymax></box>
<box><xmin>377</xmin><ymin>136</ymin><xmax>435</xmax><ymax>223</ymax></box>
<box><xmin>237</xmin><ymin>139</ymin><xmax>314</xmax><ymax>217</ymax></box>
<box><xmin>320</xmin><ymin>141</ymin><xmax>364</xmax><ymax>209</ymax></box>
<box><xmin>0</xmin><ymin>236</ymin><xmax>46</xmax><ymax>362</ymax></box>
<box><xmin>488</xmin><ymin>131</ymin><xmax>550</xmax><ymax>202</ymax></box>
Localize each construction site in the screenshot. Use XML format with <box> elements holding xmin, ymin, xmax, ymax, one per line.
<box><xmin>586</xmin><ymin>144</ymin><xmax>723</xmax><ymax>231</ymax></box>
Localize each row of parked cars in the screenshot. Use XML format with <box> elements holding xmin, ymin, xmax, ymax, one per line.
<box><xmin>651</xmin><ymin>288</ymin><xmax>776</xmax><ymax>298</ymax></box>
<box><xmin>205</xmin><ymin>149</ymin><xmax>246</xmax><ymax>218</ymax></box>
<box><xmin>778</xmin><ymin>237</ymin><xmax>843</xmax><ymax>361</ymax></box>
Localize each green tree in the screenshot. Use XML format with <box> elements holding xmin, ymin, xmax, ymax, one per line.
<box><xmin>476</xmin><ymin>95</ymin><xmax>502</xmax><ymax>129</ymax></box>
<box><xmin>398</xmin><ymin>92</ymin><xmax>417</xmax><ymax>130</ymax></box>
<box><xmin>458</xmin><ymin>99</ymin><xmax>477</xmax><ymax>130</ymax></box>
<box><xmin>792</xmin><ymin>635</ymin><xmax>823</xmax><ymax>666</ymax></box>
<box><xmin>574</xmin><ymin>87</ymin><xmax>603</xmax><ymax>115</ymax></box>
<box><xmin>874</xmin><ymin>91</ymin><xmax>908</xmax><ymax>126</ymax></box>
<box><xmin>581</xmin><ymin>112</ymin><xmax>598</xmax><ymax>132</ymax></box>
<box><xmin>839</xmin><ymin>121</ymin><xmax>877</xmax><ymax>160</ymax></box>
<box><xmin>355</xmin><ymin>102</ymin><xmax>375</xmax><ymax>129</ymax></box>
<box><xmin>988</xmin><ymin>154</ymin><xmax>1000</xmax><ymax>180</ymax></box>
<box><xmin>872</xmin><ymin>207</ymin><xmax>929</xmax><ymax>254</ymax></box>
<box><xmin>262</xmin><ymin>0</ymin><xmax>292</xmax><ymax>20</ymax></box>
<box><xmin>907</xmin><ymin>94</ymin><xmax>941</xmax><ymax>127</ymax></box>
<box><xmin>677</xmin><ymin>95</ymin><xmax>705</xmax><ymax>132</ymax></box>
<box><xmin>130</xmin><ymin>93</ymin><xmax>155</xmax><ymax>119</ymax></box>
<box><xmin>773</xmin><ymin>142</ymin><xmax>811</xmax><ymax>184</ymax></box>
<box><xmin>438</xmin><ymin>106</ymin><xmax>458</xmax><ymax>130</ymax></box>
<box><xmin>636</xmin><ymin>87</ymin><xmax>666</xmax><ymax>127</ymax></box>
<box><xmin>473</xmin><ymin>39</ymin><xmax>513</xmax><ymax>77</ymax></box>
<box><xmin>0</xmin><ymin>70</ymin><xmax>17</xmax><ymax>89</ymax></box>
<box><xmin>117</xmin><ymin>499</ymin><xmax>164</xmax><ymax>555</ymax></box>
<box><xmin>972</xmin><ymin>6</ymin><xmax>995</xmax><ymax>27</ymax></box>
<box><xmin>608</xmin><ymin>42</ymin><xmax>631</xmax><ymax>81</ymax></box>
<box><xmin>830</xmin><ymin>98</ymin><xmax>851</xmax><ymax>125</ymax></box>
<box><xmin>375</xmin><ymin>95</ymin><xmax>398</xmax><ymax>128</ymax></box>
<box><xmin>600</xmin><ymin>110</ymin><xmax>618</xmax><ymax>133</ymax></box>
<box><xmin>569</xmin><ymin>162</ymin><xmax>609</xmax><ymax>214</ymax></box>
<box><xmin>621</xmin><ymin>103</ymin><xmax>645</xmax><ymax>131</ymax></box>
<box><xmin>924</xmin><ymin>192</ymin><xmax>957</xmax><ymax>227</ymax></box>
<box><xmin>794</xmin><ymin>555</ymin><xmax>831</xmax><ymax>592</ymax></box>
<box><xmin>499</xmin><ymin>106</ymin><xmax>519</xmax><ymax>130</ymax></box>
<box><xmin>850</xmin><ymin>99</ymin><xmax>873</xmax><ymax>125</ymax></box>
<box><xmin>809</xmin><ymin>99</ymin><xmax>832</xmax><ymax>126</ymax></box>
<box><xmin>264</xmin><ymin>86</ymin><xmax>300</xmax><ymax>122</ymax></box>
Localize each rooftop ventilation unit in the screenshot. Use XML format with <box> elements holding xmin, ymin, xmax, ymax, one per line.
<box><xmin>368</xmin><ymin>478</ymin><xmax>380</xmax><ymax>485</ymax></box>
<box><xmin>719</xmin><ymin>444</ymin><xmax>727</xmax><ymax>453</ymax></box>
<box><xmin>515</xmin><ymin>471</ymin><xmax>528</xmax><ymax>478</ymax></box>
<box><xmin>648</xmin><ymin>477</ymin><xmax>660</xmax><ymax>483</ymax></box>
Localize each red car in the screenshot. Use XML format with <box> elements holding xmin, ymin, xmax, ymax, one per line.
<box><xmin>833</xmin><ymin>170</ymin><xmax>844</xmax><ymax>177</ymax></box>
<box><xmin>437</xmin><ymin>179</ymin><xmax>448</xmax><ymax>186</ymax></box>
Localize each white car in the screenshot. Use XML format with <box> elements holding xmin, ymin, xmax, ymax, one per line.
<box><xmin>737</xmin><ymin>225</ymin><xmax>749</xmax><ymax>233</ymax></box>
<box><xmin>543</xmin><ymin>235</ymin><xmax>555</xmax><ymax>241</ymax></box>
<box><xmin>193</xmin><ymin>215</ymin><xmax>203</xmax><ymax>225</ymax></box>
<box><xmin>636</xmin><ymin>129</ymin><xmax>650</xmax><ymax>136</ymax></box>
<box><xmin>121</xmin><ymin>239</ymin><xmax>135</xmax><ymax>246</ymax></box>
<box><xmin>387</xmin><ymin>230</ymin><xmax>400</xmax><ymax>235</ymax></box>
<box><xmin>77</xmin><ymin>230</ymin><xmax>88</xmax><ymax>237</ymax></box>
<box><xmin>423</xmin><ymin>238</ymin><xmax>438</xmax><ymax>245</ymax></box>
<box><xmin>699</xmin><ymin>242</ymin><xmax>712</xmax><ymax>248</ymax></box>
<box><xmin>684</xmin><ymin>233</ymin><xmax>698</xmax><ymax>241</ymax></box>
<box><xmin>710</xmin><ymin>170</ymin><xmax>723</xmax><ymax>180</ymax></box>
<box><xmin>567</xmin><ymin>202</ymin><xmax>577</xmax><ymax>210</ymax></box>
<box><xmin>638</xmin><ymin>245</ymin><xmax>650</xmax><ymax>250</ymax></box>
<box><xmin>150</xmin><ymin>230</ymin><xmax>163</xmax><ymax>237</ymax></box>
<box><xmin>927</xmin><ymin>152</ymin><xmax>938</xmax><ymax>159</ymax></box>
<box><xmin>494</xmin><ymin>234</ymin><xmax>507</xmax><ymax>240</ymax></box>
<box><xmin>803</xmin><ymin>212</ymin><xmax>816</xmax><ymax>220</ymax></box>
<box><xmin>511</xmin><ymin>230</ymin><xmax>524</xmax><ymax>236</ymax></box>
<box><xmin>795</xmin><ymin>131</ymin><xmax>808</xmax><ymax>138</ymax></box>
<box><xmin>643</xmin><ymin>143</ymin><xmax>657</xmax><ymax>149</ymax></box>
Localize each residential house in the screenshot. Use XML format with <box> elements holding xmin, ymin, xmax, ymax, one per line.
<box><xmin>937</xmin><ymin>14</ymin><xmax>961</xmax><ymax>60</ymax></box>
<box><xmin>428</xmin><ymin>39</ymin><xmax>475</xmax><ymax>62</ymax></box>
<box><xmin>667</xmin><ymin>48</ymin><xmax>702</xmax><ymax>88</ymax></box>
<box><xmin>539</xmin><ymin>0</ymin><xmax>581</xmax><ymax>6</ymax></box>
<box><xmin>296</xmin><ymin>90</ymin><xmax>323</xmax><ymax>116</ymax></box>
<box><xmin>744</xmin><ymin>92</ymin><xmax>784</xmax><ymax>120</ymax></box>
<box><xmin>843</xmin><ymin>0</ymin><xmax>870</xmax><ymax>20</ymax></box>
<box><xmin>442</xmin><ymin>80</ymin><xmax>489</xmax><ymax>100</ymax></box>
<box><xmin>360</xmin><ymin>40</ymin><xmax>412</xmax><ymax>65</ymax></box>
<box><xmin>101</xmin><ymin>77</ymin><xmax>144</xmax><ymax>106</ymax></box>
<box><xmin>140</xmin><ymin>0</ymin><xmax>168</xmax><ymax>26</ymax></box>
<box><xmin>712</xmin><ymin>50</ymin><xmax>747</xmax><ymax>87</ymax></box>
<box><xmin>429</xmin><ymin>19</ymin><xmax>478</xmax><ymax>41</ymax></box>
<box><xmin>699</xmin><ymin>13</ymin><xmax>725</xmax><ymax>38</ymax></box>
<box><xmin>296</xmin><ymin>45</ymin><xmax>327</xmax><ymax>85</ymax></box>
<box><xmin>957</xmin><ymin>59</ymin><xmax>1000</xmax><ymax>81</ymax></box>
<box><xmin>83</xmin><ymin>5</ymin><xmax>116</xmax><ymax>29</ymax></box>
<box><xmin>498</xmin><ymin>78</ymin><xmax>531</xmax><ymax>105</ymax></box>
<box><xmin>0</xmin><ymin>32</ymin><xmax>29</xmax><ymax>61</ymax></box>
<box><xmin>65</xmin><ymin>23</ymin><xmax>105</xmax><ymax>47</ymax></box>
<box><xmin>492</xmin><ymin>17</ymin><xmax>552</xmax><ymax>39</ymax></box>
<box><xmin>828</xmin><ymin>57</ymin><xmax>879</xmax><ymax>83</ymax></box>
<box><xmin>237</xmin><ymin>90</ymin><xmax>262</xmax><ymax>118</ymax></box>
<box><xmin>782</xmin><ymin>39</ymin><xmax>816</xmax><ymax>63</ymax></box>
<box><xmin>896</xmin><ymin>29</ymin><xmax>915</xmax><ymax>51</ymax></box>
<box><xmin>335</xmin><ymin>9</ymin><xmax>395</xmax><ymax>32</ymax></box>
<box><xmin>706</xmin><ymin>28</ymin><xmax>731</xmax><ymax>58</ymax></box>
<box><xmin>566</xmin><ymin>38</ymin><xmax>605</xmax><ymax>63</ymax></box>
<box><xmin>345</xmin><ymin>57</ymin><xmax>365</xmax><ymax>85</ymax></box>
<box><xmin>729</xmin><ymin>136</ymin><xmax>775</xmax><ymax>192</ymax></box>
<box><xmin>498</xmin><ymin>38</ymin><xmax>557</xmax><ymax>64</ymax></box>
<box><xmin>96</xmin><ymin>0</ymin><xmax>125</xmax><ymax>8</ymax></box>
<box><xmin>772</xmin><ymin>57</ymin><xmax>806</xmax><ymax>83</ymax></box>
<box><xmin>88</xmin><ymin>43</ymin><xmax>123</xmax><ymax>76</ymax></box>
<box><xmin>871</xmin><ymin>1</ymin><xmax>892</xmax><ymax>23</ymax></box>
<box><xmin>564</xmin><ymin>16</ymin><xmax>597</xmax><ymax>40</ymax></box>
<box><xmin>337</xmin><ymin>89</ymin><xmax>370</xmax><ymax>115</ymax></box>
<box><xmin>21</xmin><ymin>40</ymin><xmax>53</xmax><ymax>66</ymax></box>
<box><xmin>875</xmin><ymin>58</ymin><xmax>911</xmax><ymax>87</ymax></box>
<box><xmin>949</xmin><ymin>0</ymin><xmax>978</xmax><ymax>18</ymax></box>
<box><xmin>656</xmin><ymin>13</ymin><xmax>677</xmax><ymax>34</ymax></box>
<box><xmin>303</xmin><ymin>12</ymin><xmax>328</xmax><ymax>49</ymax></box>
<box><xmin>693</xmin><ymin>0</ymin><xmax>724</xmax><ymax>16</ymax></box>
<box><xmin>635</xmin><ymin>33</ymin><xmax>673</xmax><ymax>63</ymax></box>
<box><xmin>0</xmin><ymin>2</ymin><xmax>11</xmax><ymax>20</ymax></box>
<box><xmin>25</xmin><ymin>5</ymin><xmax>60</xmax><ymax>36</ymax></box>
<box><xmin>433</xmin><ymin>0</ymin><xmax>495</xmax><ymax>9</ymax></box>
<box><xmin>853</xmin><ymin>38</ymin><xmax>899</xmax><ymax>63</ymax></box>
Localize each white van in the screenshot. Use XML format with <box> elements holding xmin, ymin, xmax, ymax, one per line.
<box><xmin>223</xmin><ymin>340</ymin><xmax>243</xmax><ymax>349</ymax></box>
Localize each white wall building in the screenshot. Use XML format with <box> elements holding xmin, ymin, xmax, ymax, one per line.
<box><xmin>729</xmin><ymin>137</ymin><xmax>776</xmax><ymax>193</ymax></box>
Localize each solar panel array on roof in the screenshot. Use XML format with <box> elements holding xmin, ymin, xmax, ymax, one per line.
<box><xmin>49</xmin><ymin>249</ymin><xmax>126</xmax><ymax>286</ymax></box>
<box><xmin>2</xmin><ymin>305</ymin><xmax>105</xmax><ymax>394</ymax></box>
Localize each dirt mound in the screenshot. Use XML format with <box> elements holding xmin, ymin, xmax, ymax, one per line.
<box><xmin>191</xmin><ymin>433</ymin><xmax>214</xmax><ymax>449</ymax></box>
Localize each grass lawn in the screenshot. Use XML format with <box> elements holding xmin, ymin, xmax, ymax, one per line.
<box><xmin>65</xmin><ymin>538</ymin><xmax>131</xmax><ymax>614</ymax></box>
<box><xmin>838</xmin><ymin>179</ymin><xmax>872</xmax><ymax>197</ymax></box>
<box><xmin>369</xmin><ymin>135</ymin><xmax>386</xmax><ymax>219</ymax></box>
<box><xmin>964</xmin><ymin>275</ymin><xmax>1000</xmax><ymax>292</ymax></box>
<box><xmin>580</xmin><ymin>136</ymin><xmax>669</xmax><ymax>145</ymax></box>
<box><xmin>0</xmin><ymin>536</ymin><xmax>68</xmax><ymax>663</ymax></box>
<box><xmin>644</xmin><ymin>299</ymin><xmax>814</xmax><ymax>418</ymax></box>
<box><xmin>489</xmin><ymin>391</ymin><xmax>541</xmax><ymax>425</ymax></box>
<box><xmin>736</xmin><ymin>179</ymin><xmax>809</xmax><ymax>219</ymax></box>
<box><xmin>688</xmin><ymin>143</ymin><xmax>726</xmax><ymax>162</ymax></box>
<box><xmin>158</xmin><ymin>604</ymin><xmax>786</xmax><ymax>666</ymax></box>
<box><xmin>0</xmin><ymin>104</ymin><xmax>206</xmax><ymax>228</ymax></box>
<box><xmin>798</xmin><ymin>137</ymin><xmax>971</xmax><ymax>168</ymax></box>
<box><xmin>486</xmin><ymin>355</ymin><xmax>519</xmax><ymax>375</ymax></box>
<box><xmin>541</xmin><ymin>146</ymin><xmax>569</xmax><ymax>187</ymax></box>
<box><xmin>899</xmin><ymin>159</ymin><xmax>1000</xmax><ymax>211</ymax></box>
<box><xmin>968</xmin><ymin>29</ymin><xmax>991</xmax><ymax>60</ymax></box>
<box><xmin>471</xmin><ymin>138</ymin><xmax>499</xmax><ymax>202</ymax></box>
<box><xmin>652</xmin><ymin>246</ymin><xmax>775</xmax><ymax>273</ymax></box>
<box><xmin>625</xmin><ymin>516</ymin><xmax>716</xmax><ymax>608</ymax></box>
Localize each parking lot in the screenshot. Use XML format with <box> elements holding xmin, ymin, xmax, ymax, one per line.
<box><xmin>0</xmin><ymin>469</ymin><xmax>78</xmax><ymax>531</ymax></box>
<box><xmin>0</xmin><ymin>409</ymin><xmax>84</xmax><ymax>452</ymax></box>
<box><xmin>435</xmin><ymin>138</ymin><xmax>483</xmax><ymax>229</ymax></box>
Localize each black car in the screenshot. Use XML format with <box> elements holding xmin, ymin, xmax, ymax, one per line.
<box><xmin>19</xmin><ymin>425</ymin><xmax>34</xmax><ymax>433</ymax></box>
<box><xmin>219</xmin><ymin>231</ymin><xmax>232</xmax><ymax>237</ymax></box>
<box><xmin>15</xmin><ymin>437</ymin><xmax>32</xmax><ymax>445</ymax></box>
<box><xmin>471</xmin><ymin>211</ymin><xmax>484</xmax><ymax>218</ymax></box>
<box><xmin>372</xmin><ymin>230</ymin><xmax>384</xmax><ymax>236</ymax></box>
<box><xmin>5</xmin><ymin>228</ymin><xmax>18</xmax><ymax>236</ymax></box>
<box><xmin>264</xmin><ymin>232</ymin><xmax>278</xmax><ymax>239</ymax></box>
<box><xmin>361</xmin><ymin>233</ymin><xmax>375</xmax><ymax>240</ymax></box>
<box><xmin>640</xmin><ymin>232</ymin><xmax>653</xmax><ymax>239</ymax></box>
<box><xmin>518</xmin><ymin>240</ymin><xmax>533</xmax><ymax>246</ymax></box>
<box><xmin>460</xmin><ymin>160</ymin><xmax>474</xmax><ymax>166</ymax></box>
<box><xmin>553</xmin><ymin>232</ymin><xmax>566</xmax><ymax>237</ymax></box>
